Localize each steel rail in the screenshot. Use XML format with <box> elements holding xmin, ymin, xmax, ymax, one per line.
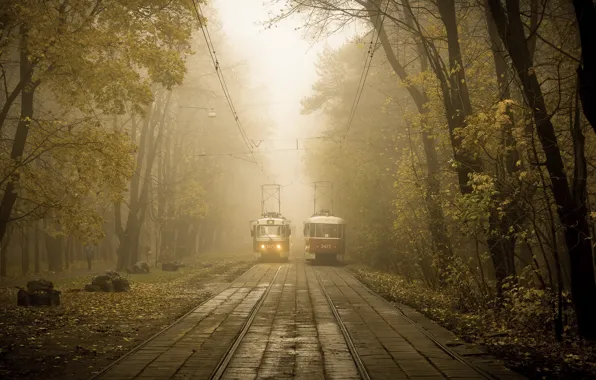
<box><xmin>337</xmin><ymin>267</ymin><xmax>499</xmax><ymax>380</ymax></box>
<box><xmin>89</xmin><ymin>262</ymin><xmax>257</xmax><ymax>380</ymax></box>
<box><xmin>313</xmin><ymin>267</ymin><xmax>371</xmax><ymax>380</ymax></box>
<box><xmin>209</xmin><ymin>265</ymin><xmax>283</xmax><ymax>380</ymax></box>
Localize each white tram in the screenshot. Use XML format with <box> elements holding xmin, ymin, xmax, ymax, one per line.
<box><xmin>250</xmin><ymin>212</ymin><xmax>292</xmax><ymax>261</ymax></box>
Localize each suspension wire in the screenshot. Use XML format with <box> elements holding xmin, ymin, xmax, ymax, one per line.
<box><xmin>332</xmin><ymin>0</ymin><xmax>390</xmax><ymax>164</ymax></box>
<box><xmin>196</xmin><ymin>147</ymin><xmax>309</xmax><ymax>157</ymax></box>
<box><xmin>191</xmin><ymin>0</ymin><xmax>266</xmax><ymax>174</ymax></box>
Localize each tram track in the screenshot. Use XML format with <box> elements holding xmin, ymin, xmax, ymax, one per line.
<box><xmin>329</xmin><ymin>266</ymin><xmax>500</xmax><ymax>380</ymax></box>
<box><xmin>88</xmin><ymin>261</ymin><xmax>258</xmax><ymax>380</ymax></box>
<box><xmin>209</xmin><ymin>265</ymin><xmax>283</xmax><ymax>380</ymax></box>
<box><xmin>313</xmin><ymin>266</ymin><xmax>371</xmax><ymax>380</ymax></box>
<box><xmin>89</xmin><ymin>260</ymin><xmax>517</xmax><ymax>380</ymax></box>
<box><xmin>89</xmin><ymin>263</ymin><xmax>282</xmax><ymax>380</ymax></box>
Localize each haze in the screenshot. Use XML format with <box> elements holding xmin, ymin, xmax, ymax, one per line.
<box><xmin>1</xmin><ymin>1</ymin><xmax>596</xmax><ymax>380</ymax></box>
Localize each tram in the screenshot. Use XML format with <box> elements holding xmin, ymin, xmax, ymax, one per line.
<box><xmin>250</xmin><ymin>212</ymin><xmax>292</xmax><ymax>261</ymax></box>
<box><xmin>250</xmin><ymin>184</ymin><xmax>292</xmax><ymax>262</ymax></box>
<box><xmin>303</xmin><ymin>209</ymin><xmax>346</xmax><ymax>262</ymax></box>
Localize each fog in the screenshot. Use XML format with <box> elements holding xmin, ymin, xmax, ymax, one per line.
<box><xmin>211</xmin><ymin>0</ymin><xmax>355</xmax><ymax>235</ymax></box>
<box><xmin>2</xmin><ymin>1</ymin><xmax>596</xmax><ymax>378</ymax></box>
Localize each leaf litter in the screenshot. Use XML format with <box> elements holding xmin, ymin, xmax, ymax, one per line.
<box><xmin>0</xmin><ymin>259</ymin><xmax>252</xmax><ymax>380</ymax></box>
<box><xmin>351</xmin><ymin>265</ymin><xmax>596</xmax><ymax>380</ymax></box>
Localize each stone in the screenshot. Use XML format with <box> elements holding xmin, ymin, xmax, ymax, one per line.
<box><xmin>162</xmin><ymin>262</ymin><xmax>180</xmax><ymax>272</ymax></box>
<box><xmin>92</xmin><ymin>275</ymin><xmax>111</xmax><ymax>286</ymax></box>
<box><xmin>138</xmin><ymin>261</ymin><xmax>150</xmax><ymax>273</ymax></box>
<box><xmin>113</xmin><ymin>277</ymin><xmax>130</xmax><ymax>292</ymax></box>
<box><xmin>92</xmin><ymin>275</ymin><xmax>114</xmax><ymax>292</ymax></box>
<box><xmin>105</xmin><ymin>270</ymin><xmax>121</xmax><ymax>279</ymax></box>
<box><xmin>126</xmin><ymin>261</ymin><xmax>150</xmax><ymax>274</ymax></box>
<box><xmin>29</xmin><ymin>290</ymin><xmax>61</xmax><ymax>306</ymax></box>
<box><xmin>27</xmin><ymin>279</ymin><xmax>53</xmax><ymax>293</ymax></box>
<box><xmin>17</xmin><ymin>288</ymin><xmax>30</xmax><ymax>306</ymax></box>
<box><xmin>85</xmin><ymin>272</ymin><xmax>130</xmax><ymax>292</ymax></box>
<box><xmin>101</xmin><ymin>282</ymin><xmax>114</xmax><ymax>292</ymax></box>
<box><xmin>17</xmin><ymin>279</ymin><xmax>60</xmax><ymax>306</ymax></box>
<box><xmin>84</xmin><ymin>284</ymin><xmax>102</xmax><ymax>292</ymax></box>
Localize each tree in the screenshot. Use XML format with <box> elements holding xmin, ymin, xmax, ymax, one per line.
<box><xmin>273</xmin><ymin>0</ymin><xmax>524</xmax><ymax>291</ymax></box>
<box><xmin>488</xmin><ymin>0</ymin><xmax>596</xmax><ymax>340</ymax></box>
<box><xmin>0</xmin><ymin>0</ymin><xmax>198</xmax><ymax>274</ymax></box>
<box><xmin>573</xmin><ymin>0</ymin><xmax>596</xmax><ymax>134</ymax></box>
<box><xmin>275</xmin><ymin>0</ymin><xmax>596</xmax><ymax>344</ymax></box>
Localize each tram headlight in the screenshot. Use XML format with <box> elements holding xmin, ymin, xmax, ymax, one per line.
<box><xmin>276</xmin><ymin>244</ymin><xmax>281</xmax><ymax>249</ymax></box>
<box><xmin>261</xmin><ymin>244</ymin><xmax>265</xmax><ymax>249</ymax></box>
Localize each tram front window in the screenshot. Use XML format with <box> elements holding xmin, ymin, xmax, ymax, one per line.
<box><xmin>258</xmin><ymin>225</ymin><xmax>283</xmax><ymax>237</ymax></box>
<box><xmin>313</xmin><ymin>224</ymin><xmax>341</xmax><ymax>238</ymax></box>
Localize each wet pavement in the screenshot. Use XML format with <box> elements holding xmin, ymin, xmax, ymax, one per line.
<box><xmin>93</xmin><ymin>260</ymin><xmax>526</xmax><ymax>380</ymax></box>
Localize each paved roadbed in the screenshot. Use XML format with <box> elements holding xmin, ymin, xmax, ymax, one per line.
<box><xmin>93</xmin><ymin>261</ymin><xmax>526</xmax><ymax>380</ymax></box>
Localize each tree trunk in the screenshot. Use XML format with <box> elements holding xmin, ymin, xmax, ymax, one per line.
<box><xmin>0</xmin><ymin>227</ymin><xmax>12</xmax><ymax>277</ymax></box>
<box><xmin>433</xmin><ymin>0</ymin><xmax>483</xmax><ymax>194</ymax></box>
<box><xmin>117</xmin><ymin>219</ymin><xmax>142</xmax><ymax>269</ymax></box>
<box><xmin>129</xmin><ymin>103</ymin><xmax>154</xmax><ymax>215</ymax></box>
<box><xmin>199</xmin><ymin>222</ymin><xmax>209</xmax><ymax>253</ymax></box>
<box><xmin>175</xmin><ymin>221</ymin><xmax>192</xmax><ymax>258</ymax></box>
<box><xmin>0</xmin><ymin>25</ymin><xmax>37</xmax><ymax>252</ymax></box>
<box><xmin>45</xmin><ymin>233</ymin><xmax>63</xmax><ymax>272</ymax></box>
<box><xmin>117</xmin><ymin>91</ymin><xmax>170</xmax><ymax>270</ymax></box>
<box><xmin>211</xmin><ymin>227</ymin><xmax>217</xmax><ymax>252</ymax></box>
<box><xmin>409</xmin><ymin>0</ymin><xmax>518</xmax><ymax>294</ymax></box>
<box><xmin>189</xmin><ymin>223</ymin><xmax>199</xmax><ymax>256</ymax></box>
<box><xmin>488</xmin><ymin>0</ymin><xmax>596</xmax><ymax>340</ymax></box>
<box><xmin>34</xmin><ymin>222</ymin><xmax>40</xmax><ymax>273</ymax></box>
<box><xmin>487</xmin><ymin>213</ymin><xmax>516</xmax><ymax>290</ymax></box>
<box><xmin>64</xmin><ymin>235</ymin><xmax>71</xmax><ymax>269</ymax></box>
<box><xmin>484</xmin><ymin>1</ymin><xmax>523</xmax><ymax>292</ymax></box>
<box><xmin>369</xmin><ymin>2</ymin><xmax>454</xmax><ymax>281</ymax></box>
<box><xmin>196</xmin><ymin>222</ymin><xmax>203</xmax><ymax>254</ymax></box>
<box><xmin>21</xmin><ymin>227</ymin><xmax>29</xmax><ymax>275</ymax></box>
<box><xmin>573</xmin><ymin>0</ymin><xmax>596</xmax><ymax>134</ymax></box>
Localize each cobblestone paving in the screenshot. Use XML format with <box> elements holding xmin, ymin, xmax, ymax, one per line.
<box><xmin>314</xmin><ymin>266</ymin><xmax>526</xmax><ymax>380</ymax></box>
<box><xmin>96</xmin><ymin>264</ymin><xmax>280</xmax><ymax>380</ymax></box>
<box><xmin>94</xmin><ymin>261</ymin><xmax>526</xmax><ymax>380</ymax></box>
<box><xmin>221</xmin><ymin>261</ymin><xmax>359</xmax><ymax>380</ymax></box>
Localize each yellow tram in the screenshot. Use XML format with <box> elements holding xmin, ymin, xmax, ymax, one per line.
<box><xmin>250</xmin><ymin>212</ymin><xmax>292</xmax><ymax>261</ymax></box>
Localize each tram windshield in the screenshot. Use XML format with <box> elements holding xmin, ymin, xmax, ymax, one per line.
<box><xmin>258</xmin><ymin>225</ymin><xmax>284</xmax><ymax>237</ymax></box>
<box><xmin>310</xmin><ymin>223</ymin><xmax>342</xmax><ymax>238</ymax></box>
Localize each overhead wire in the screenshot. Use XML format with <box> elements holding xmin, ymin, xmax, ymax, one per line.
<box><xmin>194</xmin><ymin>136</ymin><xmax>381</xmax><ymax>158</ymax></box>
<box><xmin>332</xmin><ymin>0</ymin><xmax>390</xmax><ymax>165</ymax></box>
<box><xmin>191</xmin><ymin>1</ymin><xmax>266</xmax><ymax>175</ymax></box>
<box><xmin>196</xmin><ymin>147</ymin><xmax>310</xmax><ymax>157</ymax></box>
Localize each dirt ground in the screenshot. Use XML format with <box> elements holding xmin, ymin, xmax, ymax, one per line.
<box><xmin>0</xmin><ymin>256</ymin><xmax>254</xmax><ymax>380</ymax></box>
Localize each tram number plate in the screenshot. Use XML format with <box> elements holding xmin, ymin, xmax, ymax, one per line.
<box><xmin>319</xmin><ymin>244</ymin><xmax>334</xmax><ymax>249</ymax></box>
<box><xmin>264</xmin><ymin>244</ymin><xmax>276</xmax><ymax>249</ymax></box>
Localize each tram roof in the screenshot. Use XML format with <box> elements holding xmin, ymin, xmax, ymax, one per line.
<box><xmin>254</xmin><ymin>217</ymin><xmax>291</xmax><ymax>225</ymax></box>
<box><xmin>304</xmin><ymin>215</ymin><xmax>346</xmax><ymax>224</ymax></box>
